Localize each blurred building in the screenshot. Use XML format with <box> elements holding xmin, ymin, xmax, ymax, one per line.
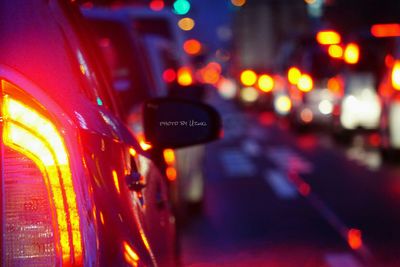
<box><xmin>233</xmin><ymin>0</ymin><xmax>309</xmax><ymax>71</ymax></box>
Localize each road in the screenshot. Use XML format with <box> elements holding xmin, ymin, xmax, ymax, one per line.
<box><xmin>180</xmin><ymin>91</ymin><xmax>400</xmax><ymax>267</ymax></box>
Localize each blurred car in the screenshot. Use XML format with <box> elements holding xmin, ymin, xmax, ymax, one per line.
<box><xmin>281</xmin><ymin>35</ymin><xmax>342</xmax><ymax>129</ymax></box>
<box><xmin>82</xmin><ymin>7</ymin><xmax>207</xmax><ymax>217</ymax></box>
<box><xmin>332</xmin><ymin>36</ymin><xmax>388</xmax><ymax>139</ymax></box>
<box><xmin>337</xmin><ymin>72</ymin><xmax>381</xmax><ymax>131</ymax></box>
<box><xmin>378</xmin><ymin>38</ymin><xmax>400</xmax><ymax>155</ymax></box>
<box><xmin>0</xmin><ymin>0</ymin><xmax>220</xmax><ymax>266</ymax></box>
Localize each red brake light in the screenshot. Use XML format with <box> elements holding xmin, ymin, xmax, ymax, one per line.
<box><xmin>371</xmin><ymin>23</ymin><xmax>400</xmax><ymax>38</ymax></box>
<box><xmin>1</xmin><ymin>80</ymin><xmax>83</xmax><ymax>265</ymax></box>
<box><xmin>162</xmin><ymin>68</ymin><xmax>176</xmax><ymax>83</ymax></box>
<box><xmin>392</xmin><ymin>60</ymin><xmax>400</xmax><ymax>90</ymax></box>
<box><xmin>149</xmin><ymin>0</ymin><xmax>165</xmax><ymax>11</ymax></box>
<box><xmin>183</xmin><ymin>39</ymin><xmax>202</xmax><ymax>55</ymax></box>
<box><xmin>327</xmin><ymin>77</ymin><xmax>344</xmax><ymax>96</ymax></box>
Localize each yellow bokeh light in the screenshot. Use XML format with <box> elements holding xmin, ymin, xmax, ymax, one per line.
<box><xmin>177</xmin><ymin>67</ymin><xmax>193</xmax><ymax>86</ymax></box>
<box><xmin>392</xmin><ymin>60</ymin><xmax>400</xmax><ymax>90</ymax></box>
<box><xmin>298</xmin><ymin>74</ymin><xmax>313</xmax><ymax>92</ymax></box>
<box><xmin>288</xmin><ymin>67</ymin><xmax>301</xmax><ymax>85</ymax></box>
<box><xmin>231</xmin><ymin>0</ymin><xmax>246</xmax><ymax>7</ymax></box>
<box><xmin>316</xmin><ymin>31</ymin><xmax>341</xmax><ymax>45</ymax></box>
<box><xmin>258</xmin><ymin>74</ymin><xmax>274</xmax><ymax>92</ymax></box>
<box><xmin>240</xmin><ymin>69</ymin><xmax>257</xmax><ymax>86</ymax></box>
<box><xmin>240</xmin><ymin>87</ymin><xmax>259</xmax><ymax>102</ymax></box>
<box><xmin>328</xmin><ymin>44</ymin><xmax>343</xmax><ymax>59</ymax></box>
<box><xmin>163</xmin><ymin>149</ymin><xmax>176</xmax><ymax>165</ymax></box>
<box><xmin>178</xmin><ymin>17</ymin><xmax>195</xmax><ymax>31</ymax></box>
<box><xmin>344</xmin><ymin>43</ymin><xmax>360</xmax><ymax>64</ymax></box>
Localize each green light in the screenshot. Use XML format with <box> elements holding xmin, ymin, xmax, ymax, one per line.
<box><xmin>173</xmin><ymin>0</ymin><xmax>191</xmax><ymax>15</ymax></box>
<box><xmin>96</xmin><ymin>97</ymin><xmax>103</xmax><ymax>106</ymax></box>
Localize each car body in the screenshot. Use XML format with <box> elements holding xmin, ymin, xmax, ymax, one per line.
<box><xmin>0</xmin><ymin>0</ymin><xmax>220</xmax><ymax>266</ymax></box>
<box><xmin>378</xmin><ymin>38</ymin><xmax>400</xmax><ymax>153</ymax></box>
<box><xmin>82</xmin><ymin>7</ymin><xmax>207</xmax><ymax>216</ymax></box>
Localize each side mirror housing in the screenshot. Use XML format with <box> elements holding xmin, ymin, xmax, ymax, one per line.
<box><xmin>143</xmin><ymin>98</ymin><xmax>221</xmax><ymax>149</ymax></box>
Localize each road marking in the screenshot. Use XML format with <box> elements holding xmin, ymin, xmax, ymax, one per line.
<box><xmin>267</xmin><ymin>147</ymin><xmax>314</xmax><ymax>174</ymax></box>
<box><xmin>220</xmin><ymin>149</ymin><xmax>256</xmax><ymax>177</ymax></box>
<box><xmin>346</xmin><ymin>146</ymin><xmax>382</xmax><ymax>171</ymax></box>
<box><xmin>241</xmin><ymin>139</ymin><xmax>262</xmax><ymax>157</ymax></box>
<box><xmin>221</xmin><ymin>113</ymin><xmax>246</xmax><ymax>139</ymax></box>
<box><xmin>325</xmin><ymin>253</ymin><xmax>364</xmax><ymax>267</ymax></box>
<box><xmin>247</xmin><ymin>125</ymin><xmax>269</xmax><ymax>141</ymax></box>
<box><xmin>264</xmin><ymin>170</ymin><xmax>298</xmax><ymax>199</ymax></box>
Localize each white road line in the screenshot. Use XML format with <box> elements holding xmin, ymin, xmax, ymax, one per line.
<box><xmin>267</xmin><ymin>147</ymin><xmax>314</xmax><ymax>174</ymax></box>
<box><xmin>220</xmin><ymin>149</ymin><xmax>256</xmax><ymax>177</ymax></box>
<box><xmin>241</xmin><ymin>139</ymin><xmax>262</xmax><ymax>157</ymax></box>
<box><xmin>264</xmin><ymin>170</ymin><xmax>298</xmax><ymax>199</ymax></box>
<box><xmin>325</xmin><ymin>253</ymin><xmax>364</xmax><ymax>267</ymax></box>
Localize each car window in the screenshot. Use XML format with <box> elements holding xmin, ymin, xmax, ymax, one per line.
<box><xmin>87</xmin><ymin>19</ymin><xmax>157</xmax><ymax>119</ymax></box>
<box><xmin>132</xmin><ymin>18</ymin><xmax>172</xmax><ymax>39</ymax></box>
<box><xmin>57</xmin><ymin>1</ymin><xmax>120</xmax><ymax>115</ymax></box>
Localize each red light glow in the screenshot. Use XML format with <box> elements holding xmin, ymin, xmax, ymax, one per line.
<box><xmin>371</xmin><ymin>23</ymin><xmax>400</xmax><ymax>37</ymax></box>
<box><xmin>149</xmin><ymin>0</ymin><xmax>164</xmax><ymax>11</ymax></box>
<box><xmin>163</xmin><ymin>68</ymin><xmax>176</xmax><ymax>83</ymax></box>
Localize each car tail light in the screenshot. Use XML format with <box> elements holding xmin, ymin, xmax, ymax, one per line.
<box><xmin>257</xmin><ymin>74</ymin><xmax>274</xmax><ymax>92</ymax></box>
<box><xmin>162</xmin><ymin>68</ymin><xmax>176</xmax><ymax>83</ymax></box>
<box><xmin>371</xmin><ymin>23</ymin><xmax>400</xmax><ymax>38</ymax></box>
<box><xmin>177</xmin><ymin>67</ymin><xmax>193</xmax><ymax>86</ymax></box>
<box><xmin>316</xmin><ymin>30</ymin><xmax>341</xmax><ymax>45</ymax></box>
<box><xmin>327</xmin><ymin>44</ymin><xmax>343</xmax><ymax>59</ymax></box>
<box><xmin>163</xmin><ymin>149</ymin><xmax>177</xmax><ymax>181</ymax></box>
<box><xmin>287</xmin><ymin>67</ymin><xmax>301</xmax><ymax>85</ymax></box>
<box><xmin>240</xmin><ymin>69</ymin><xmax>257</xmax><ymax>87</ymax></box>
<box><xmin>327</xmin><ymin>76</ymin><xmax>344</xmax><ymax>97</ymax></box>
<box><xmin>344</xmin><ymin>43</ymin><xmax>360</xmax><ymax>64</ymax></box>
<box><xmin>297</xmin><ymin>74</ymin><xmax>313</xmax><ymax>92</ymax></box>
<box><xmin>392</xmin><ymin>60</ymin><xmax>400</xmax><ymax>90</ymax></box>
<box><xmin>1</xmin><ymin>80</ymin><xmax>83</xmax><ymax>266</ymax></box>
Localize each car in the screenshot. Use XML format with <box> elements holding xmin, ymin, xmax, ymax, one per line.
<box><xmin>378</xmin><ymin>37</ymin><xmax>400</xmax><ymax>156</ymax></box>
<box><xmin>331</xmin><ymin>36</ymin><xmax>387</xmax><ymax>141</ymax></box>
<box><xmin>0</xmin><ymin>0</ymin><xmax>220</xmax><ymax>266</ymax></box>
<box><xmin>280</xmin><ymin>35</ymin><xmax>342</xmax><ymax>130</ymax></box>
<box><xmin>82</xmin><ymin>7</ymin><xmax>208</xmax><ymax>218</ymax></box>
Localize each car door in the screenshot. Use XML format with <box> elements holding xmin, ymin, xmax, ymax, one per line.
<box><xmin>65</xmin><ymin>4</ymin><xmax>177</xmax><ymax>266</ymax></box>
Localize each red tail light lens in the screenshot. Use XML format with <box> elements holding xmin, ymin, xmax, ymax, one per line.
<box><xmin>392</xmin><ymin>60</ymin><xmax>400</xmax><ymax>90</ymax></box>
<box><xmin>162</xmin><ymin>68</ymin><xmax>177</xmax><ymax>83</ymax></box>
<box><xmin>1</xmin><ymin>80</ymin><xmax>83</xmax><ymax>265</ymax></box>
<box><xmin>4</xmin><ymin>147</ymin><xmax>57</xmax><ymax>266</ymax></box>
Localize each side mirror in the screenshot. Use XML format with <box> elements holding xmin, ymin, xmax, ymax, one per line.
<box><xmin>143</xmin><ymin>98</ymin><xmax>221</xmax><ymax>149</ymax></box>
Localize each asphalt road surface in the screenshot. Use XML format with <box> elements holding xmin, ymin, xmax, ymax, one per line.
<box><xmin>180</xmin><ymin>91</ymin><xmax>400</xmax><ymax>267</ymax></box>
